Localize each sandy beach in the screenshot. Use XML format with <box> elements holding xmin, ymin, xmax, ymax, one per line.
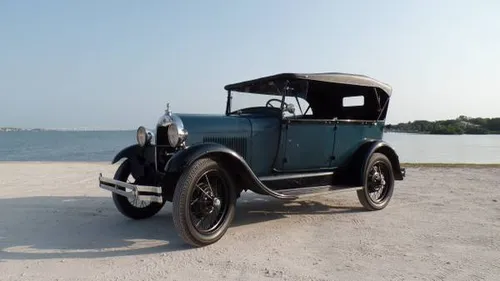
<box><xmin>1</xmin><ymin>162</ymin><xmax>499</xmax><ymax>281</ymax></box>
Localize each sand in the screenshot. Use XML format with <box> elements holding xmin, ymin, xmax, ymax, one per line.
<box><xmin>1</xmin><ymin>162</ymin><xmax>499</xmax><ymax>281</ymax></box>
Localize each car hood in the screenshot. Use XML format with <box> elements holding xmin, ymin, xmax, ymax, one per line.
<box><xmin>175</xmin><ymin>113</ymin><xmax>252</xmax><ymax>145</ymax></box>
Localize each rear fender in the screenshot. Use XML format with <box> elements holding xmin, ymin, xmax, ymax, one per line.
<box><xmin>339</xmin><ymin>140</ymin><xmax>405</xmax><ymax>186</ymax></box>
<box><xmin>363</xmin><ymin>140</ymin><xmax>405</xmax><ymax>180</ymax></box>
<box><xmin>165</xmin><ymin>143</ymin><xmax>292</xmax><ymax>199</ymax></box>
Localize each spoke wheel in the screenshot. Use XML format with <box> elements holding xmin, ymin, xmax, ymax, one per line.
<box><xmin>189</xmin><ymin>170</ymin><xmax>230</xmax><ymax>234</ymax></box>
<box><xmin>356</xmin><ymin>153</ymin><xmax>395</xmax><ymax>211</ymax></box>
<box><xmin>125</xmin><ymin>173</ymin><xmax>151</xmax><ymax>208</ymax></box>
<box><xmin>172</xmin><ymin>158</ymin><xmax>236</xmax><ymax>247</ymax></box>
<box><xmin>112</xmin><ymin>159</ymin><xmax>165</xmax><ymax>220</ymax></box>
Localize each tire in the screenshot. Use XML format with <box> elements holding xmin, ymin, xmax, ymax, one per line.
<box><xmin>112</xmin><ymin>159</ymin><xmax>165</xmax><ymax>220</ymax></box>
<box><xmin>356</xmin><ymin>152</ymin><xmax>395</xmax><ymax>211</ymax></box>
<box><xmin>172</xmin><ymin>158</ymin><xmax>236</xmax><ymax>247</ymax></box>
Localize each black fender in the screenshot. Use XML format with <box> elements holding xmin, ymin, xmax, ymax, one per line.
<box><xmin>339</xmin><ymin>140</ymin><xmax>405</xmax><ymax>186</ymax></box>
<box><xmin>111</xmin><ymin>144</ymin><xmax>156</xmax><ymax>181</ymax></box>
<box><xmin>112</xmin><ymin>144</ymin><xmax>141</xmax><ymax>164</ymax></box>
<box><xmin>165</xmin><ymin>142</ymin><xmax>295</xmax><ymax>200</ymax></box>
<box><xmin>362</xmin><ymin>140</ymin><xmax>405</xmax><ymax>180</ymax></box>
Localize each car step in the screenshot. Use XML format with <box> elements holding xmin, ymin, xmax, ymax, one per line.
<box><xmin>273</xmin><ymin>185</ymin><xmax>362</xmax><ymax>199</ymax></box>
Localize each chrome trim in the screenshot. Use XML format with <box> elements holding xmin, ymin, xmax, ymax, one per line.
<box><xmin>154</xmin><ymin>103</ymin><xmax>188</xmax><ymax>171</ymax></box>
<box><xmin>154</xmin><ymin>141</ymin><xmax>158</xmax><ymax>171</ymax></box>
<box><xmin>147</xmin><ymin>130</ymin><xmax>155</xmax><ymax>145</ymax></box>
<box><xmin>136</xmin><ymin>126</ymin><xmax>155</xmax><ymax>147</ymax></box>
<box><xmin>167</xmin><ymin>123</ymin><xmax>188</xmax><ymax>147</ymax></box>
<box><xmin>156</xmin><ymin>112</ymin><xmax>188</xmax><ymax>146</ymax></box>
<box><xmin>98</xmin><ymin>174</ymin><xmax>163</xmax><ymax>203</ymax></box>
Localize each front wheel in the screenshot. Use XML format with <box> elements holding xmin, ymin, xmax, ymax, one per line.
<box><xmin>172</xmin><ymin>158</ymin><xmax>236</xmax><ymax>247</ymax></box>
<box><xmin>356</xmin><ymin>153</ymin><xmax>395</xmax><ymax>211</ymax></box>
<box><xmin>112</xmin><ymin>159</ymin><xmax>165</xmax><ymax>219</ymax></box>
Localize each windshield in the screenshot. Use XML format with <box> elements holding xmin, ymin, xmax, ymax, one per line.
<box><xmin>228</xmin><ymin>91</ymin><xmax>312</xmax><ymax>118</ymax></box>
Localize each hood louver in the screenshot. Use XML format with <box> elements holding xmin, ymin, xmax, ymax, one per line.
<box><xmin>203</xmin><ymin>136</ymin><xmax>248</xmax><ymax>159</ymax></box>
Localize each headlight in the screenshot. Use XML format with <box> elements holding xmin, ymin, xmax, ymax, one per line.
<box><xmin>156</xmin><ymin>110</ymin><xmax>188</xmax><ymax>148</ymax></box>
<box><xmin>167</xmin><ymin>124</ymin><xmax>179</xmax><ymax>147</ymax></box>
<box><xmin>136</xmin><ymin>126</ymin><xmax>153</xmax><ymax>147</ymax></box>
<box><xmin>166</xmin><ymin>123</ymin><xmax>188</xmax><ymax>147</ymax></box>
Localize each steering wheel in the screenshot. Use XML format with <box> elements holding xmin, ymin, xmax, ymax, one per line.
<box><xmin>265</xmin><ymin>98</ymin><xmax>285</xmax><ymax>108</ymax></box>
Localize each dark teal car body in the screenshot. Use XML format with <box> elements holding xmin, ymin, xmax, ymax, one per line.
<box><xmin>99</xmin><ymin>72</ymin><xmax>406</xmax><ymax>247</ymax></box>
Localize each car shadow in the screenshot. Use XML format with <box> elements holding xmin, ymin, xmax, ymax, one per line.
<box><xmin>0</xmin><ymin>192</ymin><xmax>364</xmax><ymax>261</ymax></box>
<box><xmin>231</xmin><ymin>192</ymin><xmax>365</xmax><ymax>228</ymax></box>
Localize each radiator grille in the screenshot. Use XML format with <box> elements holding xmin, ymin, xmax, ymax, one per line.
<box><xmin>156</xmin><ymin>126</ymin><xmax>169</xmax><ymax>146</ymax></box>
<box><xmin>203</xmin><ymin>136</ymin><xmax>248</xmax><ymax>159</ymax></box>
<box><xmin>155</xmin><ymin>126</ymin><xmax>175</xmax><ymax>170</ymax></box>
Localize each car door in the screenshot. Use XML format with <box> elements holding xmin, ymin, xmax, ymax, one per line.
<box><xmin>331</xmin><ymin>121</ymin><xmax>384</xmax><ymax>166</ymax></box>
<box><xmin>278</xmin><ymin>120</ymin><xmax>336</xmax><ymax>172</ymax></box>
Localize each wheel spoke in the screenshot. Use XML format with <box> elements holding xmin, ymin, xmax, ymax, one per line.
<box><xmin>366</xmin><ymin>160</ymin><xmax>391</xmax><ymax>203</ymax></box>
<box><xmin>195</xmin><ymin>183</ymin><xmax>213</xmax><ymax>199</ymax></box>
<box><xmin>190</xmin><ymin>197</ymin><xmax>200</xmax><ymax>206</ymax></box>
<box><xmin>212</xmin><ymin>178</ymin><xmax>219</xmax><ymax>198</ymax></box>
<box><xmin>207</xmin><ymin>211</ymin><xmax>218</xmax><ymax>228</ymax></box>
<box><xmin>204</xmin><ymin>174</ymin><xmax>214</xmax><ymax>194</ymax></box>
<box><xmin>195</xmin><ymin>215</ymin><xmax>206</xmax><ymax>227</ymax></box>
<box><xmin>188</xmin><ymin>169</ymin><xmax>230</xmax><ymax>234</ymax></box>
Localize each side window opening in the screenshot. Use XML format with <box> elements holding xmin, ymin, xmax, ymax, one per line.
<box><xmin>283</xmin><ymin>95</ymin><xmax>312</xmax><ymax>118</ymax></box>
<box><xmin>342</xmin><ymin>95</ymin><xmax>364</xmax><ymax>107</ymax></box>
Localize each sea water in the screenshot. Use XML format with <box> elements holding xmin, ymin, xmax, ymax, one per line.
<box><xmin>1</xmin><ymin>131</ymin><xmax>499</xmax><ymax>163</ymax></box>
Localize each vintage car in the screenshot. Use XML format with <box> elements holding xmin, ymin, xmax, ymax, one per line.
<box><xmin>98</xmin><ymin>72</ymin><xmax>406</xmax><ymax>247</ymax></box>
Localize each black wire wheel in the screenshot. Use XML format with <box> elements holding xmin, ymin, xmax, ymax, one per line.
<box><xmin>356</xmin><ymin>153</ymin><xmax>395</xmax><ymax>211</ymax></box>
<box><xmin>172</xmin><ymin>158</ymin><xmax>236</xmax><ymax>247</ymax></box>
<box><xmin>112</xmin><ymin>159</ymin><xmax>165</xmax><ymax>219</ymax></box>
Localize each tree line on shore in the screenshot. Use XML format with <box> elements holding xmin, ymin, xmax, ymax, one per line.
<box><xmin>385</xmin><ymin>116</ymin><xmax>500</xmax><ymax>135</ymax></box>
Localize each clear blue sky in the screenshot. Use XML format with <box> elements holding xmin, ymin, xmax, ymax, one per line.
<box><xmin>1</xmin><ymin>0</ymin><xmax>499</xmax><ymax>129</ymax></box>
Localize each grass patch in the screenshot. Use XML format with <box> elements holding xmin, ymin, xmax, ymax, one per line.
<box><xmin>401</xmin><ymin>163</ymin><xmax>500</xmax><ymax>168</ymax></box>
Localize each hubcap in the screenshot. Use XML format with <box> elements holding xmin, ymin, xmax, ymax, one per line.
<box><xmin>213</xmin><ymin>197</ymin><xmax>221</xmax><ymax>210</ymax></box>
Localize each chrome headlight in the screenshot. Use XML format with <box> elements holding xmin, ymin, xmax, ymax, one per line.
<box><xmin>136</xmin><ymin>126</ymin><xmax>153</xmax><ymax>147</ymax></box>
<box><xmin>167</xmin><ymin>123</ymin><xmax>188</xmax><ymax>147</ymax></box>
<box><xmin>156</xmin><ymin>103</ymin><xmax>188</xmax><ymax>148</ymax></box>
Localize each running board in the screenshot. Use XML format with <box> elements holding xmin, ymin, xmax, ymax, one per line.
<box><xmin>98</xmin><ymin>173</ymin><xmax>163</xmax><ymax>203</ymax></box>
<box><xmin>273</xmin><ymin>185</ymin><xmax>362</xmax><ymax>199</ymax></box>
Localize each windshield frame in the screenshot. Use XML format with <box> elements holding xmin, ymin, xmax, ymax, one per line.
<box><xmin>224</xmin><ymin>81</ymin><xmax>307</xmax><ymax>117</ymax></box>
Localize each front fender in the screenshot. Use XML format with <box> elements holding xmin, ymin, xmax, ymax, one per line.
<box><xmin>165</xmin><ymin>143</ymin><xmax>294</xmax><ymax>200</ymax></box>
<box><xmin>165</xmin><ymin>142</ymin><xmax>241</xmax><ymax>173</ymax></box>
<box><xmin>111</xmin><ymin>144</ymin><xmax>155</xmax><ymax>180</ymax></box>
<box><xmin>112</xmin><ymin>144</ymin><xmax>141</xmax><ymax>164</ymax></box>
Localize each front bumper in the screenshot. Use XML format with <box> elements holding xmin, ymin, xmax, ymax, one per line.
<box><xmin>98</xmin><ymin>173</ymin><xmax>163</xmax><ymax>203</ymax></box>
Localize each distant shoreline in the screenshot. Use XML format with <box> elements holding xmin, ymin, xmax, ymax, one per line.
<box><xmin>383</xmin><ymin>129</ymin><xmax>500</xmax><ymax>135</ymax></box>
<box><xmin>385</xmin><ymin>115</ymin><xmax>500</xmax><ymax>135</ymax></box>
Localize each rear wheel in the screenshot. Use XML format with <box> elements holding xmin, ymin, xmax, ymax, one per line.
<box><xmin>172</xmin><ymin>158</ymin><xmax>236</xmax><ymax>247</ymax></box>
<box><xmin>356</xmin><ymin>153</ymin><xmax>395</xmax><ymax>211</ymax></box>
<box><xmin>112</xmin><ymin>159</ymin><xmax>165</xmax><ymax>219</ymax></box>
